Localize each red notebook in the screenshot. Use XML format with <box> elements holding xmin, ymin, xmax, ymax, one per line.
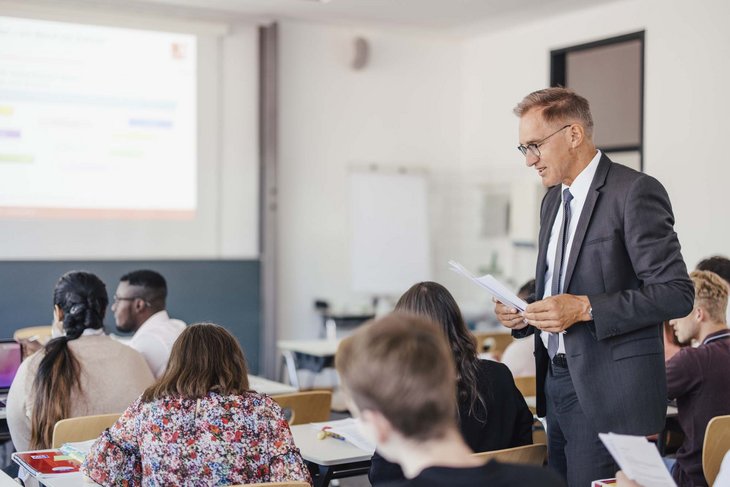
<box><xmin>12</xmin><ymin>450</ymin><xmax>81</xmax><ymax>478</ymax></box>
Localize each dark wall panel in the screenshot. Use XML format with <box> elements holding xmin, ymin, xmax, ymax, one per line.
<box><xmin>0</xmin><ymin>260</ymin><xmax>261</xmax><ymax>373</ymax></box>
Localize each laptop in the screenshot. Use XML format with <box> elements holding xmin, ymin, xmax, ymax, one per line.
<box><xmin>0</xmin><ymin>339</ymin><xmax>23</xmax><ymax>410</ymax></box>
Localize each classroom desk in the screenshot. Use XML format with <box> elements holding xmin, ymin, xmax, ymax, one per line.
<box><xmin>0</xmin><ymin>469</ymin><xmax>20</xmax><ymax>487</ymax></box>
<box><xmin>277</xmin><ymin>339</ymin><xmax>341</xmax><ymax>389</ymax></box>
<box><xmin>248</xmin><ymin>374</ymin><xmax>297</xmax><ymax>396</ymax></box>
<box><xmin>34</xmin><ymin>472</ymin><xmax>99</xmax><ymax>487</ymax></box>
<box><xmin>290</xmin><ymin>423</ymin><xmax>372</xmax><ymax>487</ymax></box>
<box><xmin>30</xmin><ymin>424</ymin><xmax>373</xmax><ymax>487</ymax></box>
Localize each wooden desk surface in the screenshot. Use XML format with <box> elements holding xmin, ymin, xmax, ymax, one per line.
<box><xmin>278</xmin><ymin>339</ymin><xmax>341</xmax><ymax>358</ymax></box>
<box><xmin>290</xmin><ymin>424</ymin><xmax>372</xmax><ymax>466</ymax></box>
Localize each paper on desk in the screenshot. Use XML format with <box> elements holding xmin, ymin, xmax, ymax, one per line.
<box><xmin>448</xmin><ymin>261</ymin><xmax>528</xmax><ymax>312</ymax></box>
<box><xmin>598</xmin><ymin>433</ymin><xmax>676</xmax><ymax>487</ymax></box>
<box><xmin>310</xmin><ymin>418</ymin><xmax>376</xmax><ymax>453</ymax></box>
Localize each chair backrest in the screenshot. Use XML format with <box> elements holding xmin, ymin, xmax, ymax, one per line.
<box><xmin>703</xmin><ymin>414</ymin><xmax>730</xmax><ymax>485</ymax></box>
<box><xmin>229</xmin><ymin>483</ymin><xmax>310</xmax><ymax>487</ymax></box>
<box><xmin>272</xmin><ymin>391</ymin><xmax>332</xmax><ymax>425</ymax></box>
<box><xmin>513</xmin><ymin>376</ymin><xmax>536</xmax><ymax>397</ymax></box>
<box><xmin>473</xmin><ymin>443</ymin><xmax>547</xmax><ymax>466</ymax></box>
<box><xmin>13</xmin><ymin>326</ymin><xmax>53</xmax><ymax>360</ymax></box>
<box><xmin>471</xmin><ymin>332</ymin><xmax>514</xmax><ymax>359</ymax></box>
<box><xmin>52</xmin><ymin>413</ymin><xmax>122</xmax><ymax>448</ymax></box>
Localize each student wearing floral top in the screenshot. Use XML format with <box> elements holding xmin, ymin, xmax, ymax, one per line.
<box><xmin>83</xmin><ymin>323</ymin><xmax>312</xmax><ymax>486</ymax></box>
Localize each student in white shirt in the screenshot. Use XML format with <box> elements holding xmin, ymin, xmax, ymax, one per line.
<box><xmin>112</xmin><ymin>270</ymin><xmax>186</xmax><ymax>378</ymax></box>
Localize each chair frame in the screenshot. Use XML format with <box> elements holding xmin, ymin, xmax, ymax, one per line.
<box><xmin>52</xmin><ymin>413</ymin><xmax>122</xmax><ymax>448</ymax></box>
<box><xmin>472</xmin><ymin>443</ymin><xmax>547</xmax><ymax>466</ymax></box>
<box><xmin>703</xmin><ymin>414</ymin><xmax>730</xmax><ymax>486</ymax></box>
<box><xmin>272</xmin><ymin>390</ymin><xmax>332</xmax><ymax>425</ymax></box>
<box><xmin>471</xmin><ymin>331</ymin><xmax>514</xmax><ymax>359</ymax></box>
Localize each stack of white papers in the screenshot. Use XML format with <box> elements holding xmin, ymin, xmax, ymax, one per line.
<box><xmin>448</xmin><ymin>260</ymin><xmax>528</xmax><ymax>312</ymax></box>
<box><xmin>599</xmin><ymin>432</ymin><xmax>676</xmax><ymax>487</ymax></box>
<box><xmin>309</xmin><ymin>418</ymin><xmax>376</xmax><ymax>453</ymax></box>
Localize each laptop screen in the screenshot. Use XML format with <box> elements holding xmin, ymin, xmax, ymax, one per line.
<box><xmin>0</xmin><ymin>341</ymin><xmax>22</xmax><ymax>390</ymax></box>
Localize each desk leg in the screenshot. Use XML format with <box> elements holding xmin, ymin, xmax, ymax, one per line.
<box><xmin>280</xmin><ymin>350</ymin><xmax>300</xmax><ymax>390</ymax></box>
<box><xmin>306</xmin><ymin>460</ymin><xmax>371</xmax><ymax>487</ymax></box>
<box><xmin>315</xmin><ymin>465</ymin><xmax>334</xmax><ymax>487</ymax></box>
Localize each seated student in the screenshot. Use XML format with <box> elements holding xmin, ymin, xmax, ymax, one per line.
<box><xmin>112</xmin><ymin>270</ymin><xmax>186</xmax><ymax>378</ymax></box>
<box><xmin>667</xmin><ymin>270</ymin><xmax>730</xmax><ymax>487</ymax></box>
<box><xmin>696</xmin><ymin>256</ymin><xmax>730</xmax><ymax>323</ymax></box>
<box><xmin>369</xmin><ymin>281</ymin><xmax>533</xmax><ymax>484</ymax></box>
<box><xmin>500</xmin><ymin>279</ymin><xmax>537</xmax><ymax>377</ymax></box>
<box><xmin>83</xmin><ymin>323</ymin><xmax>311</xmax><ymax>486</ymax></box>
<box><xmin>336</xmin><ymin>313</ymin><xmax>564</xmax><ymax>487</ymax></box>
<box><xmin>6</xmin><ymin>271</ymin><xmax>154</xmax><ymax>452</ymax></box>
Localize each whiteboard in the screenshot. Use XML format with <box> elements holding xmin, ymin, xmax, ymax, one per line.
<box><xmin>350</xmin><ymin>170</ymin><xmax>431</xmax><ymax>296</ymax></box>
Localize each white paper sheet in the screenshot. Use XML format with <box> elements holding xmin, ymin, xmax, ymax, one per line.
<box><xmin>448</xmin><ymin>260</ymin><xmax>528</xmax><ymax>312</ymax></box>
<box><xmin>598</xmin><ymin>432</ymin><xmax>676</xmax><ymax>487</ymax></box>
<box><xmin>309</xmin><ymin>418</ymin><xmax>376</xmax><ymax>453</ymax></box>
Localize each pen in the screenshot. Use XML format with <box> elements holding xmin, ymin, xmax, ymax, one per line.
<box><xmin>316</xmin><ymin>428</ymin><xmax>347</xmax><ymax>442</ymax></box>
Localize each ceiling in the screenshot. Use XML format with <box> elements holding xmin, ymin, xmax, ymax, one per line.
<box><xmin>28</xmin><ymin>0</ymin><xmax>624</xmax><ymax>36</ymax></box>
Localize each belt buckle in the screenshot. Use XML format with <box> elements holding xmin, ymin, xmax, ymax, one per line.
<box><xmin>552</xmin><ymin>353</ymin><xmax>567</xmax><ymax>368</ymax></box>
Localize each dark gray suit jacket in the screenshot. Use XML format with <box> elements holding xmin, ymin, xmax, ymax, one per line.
<box><xmin>515</xmin><ymin>154</ymin><xmax>694</xmax><ymax>435</ymax></box>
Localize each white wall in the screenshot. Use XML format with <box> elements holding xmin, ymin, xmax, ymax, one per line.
<box><xmin>277</xmin><ymin>0</ymin><xmax>730</xmax><ymax>339</ymax></box>
<box><xmin>460</xmin><ymin>0</ymin><xmax>730</xmax><ymax>293</ymax></box>
<box><xmin>278</xmin><ymin>21</ymin><xmax>461</xmax><ymax>339</ymax></box>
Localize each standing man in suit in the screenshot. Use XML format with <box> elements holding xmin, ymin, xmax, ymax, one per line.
<box><xmin>494</xmin><ymin>87</ymin><xmax>694</xmax><ymax>487</ymax></box>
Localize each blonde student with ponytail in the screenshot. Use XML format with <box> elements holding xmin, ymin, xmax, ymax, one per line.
<box><xmin>7</xmin><ymin>271</ymin><xmax>154</xmax><ymax>453</ymax></box>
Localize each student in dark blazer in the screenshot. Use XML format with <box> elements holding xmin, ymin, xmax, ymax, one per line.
<box><xmin>494</xmin><ymin>87</ymin><xmax>694</xmax><ymax>487</ymax></box>
<box><xmin>369</xmin><ymin>282</ymin><xmax>533</xmax><ymax>484</ymax></box>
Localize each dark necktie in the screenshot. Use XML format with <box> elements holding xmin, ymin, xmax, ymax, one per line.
<box><xmin>548</xmin><ymin>188</ymin><xmax>574</xmax><ymax>359</ymax></box>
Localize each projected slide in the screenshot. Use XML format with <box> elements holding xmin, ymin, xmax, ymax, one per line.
<box><xmin>0</xmin><ymin>16</ymin><xmax>196</xmax><ymax>219</ymax></box>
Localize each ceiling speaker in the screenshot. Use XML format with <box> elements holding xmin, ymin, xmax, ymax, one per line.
<box><xmin>352</xmin><ymin>37</ymin><xmax>369</xmax><ymax>71</ymax></box>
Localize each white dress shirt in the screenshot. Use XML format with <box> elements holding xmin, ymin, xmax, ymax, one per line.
<box><xmin>128</xmin><ymin>310</ymin><xmax>186</xmax><ymax>378</ymax></box>
<box><xmin>540</xmin><ymin>150</ymin><xmax>602</xmax><ymax>354</ymax></box>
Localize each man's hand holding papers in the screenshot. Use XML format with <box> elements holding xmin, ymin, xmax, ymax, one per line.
<box><xmin>522</xmin><ymin>294</ymin><xmax>592</xmax><ymax>333</ymax></box>
<box><xmin>447</xmin><ymin>261</ymin><xmax>530</xmax><ymax>330</ymax></box>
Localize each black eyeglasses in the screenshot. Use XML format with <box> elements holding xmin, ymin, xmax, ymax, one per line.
<box><xmin>112</xmin><ymin>295</ymin><xmax>145</xmax><ymax>305</ymax></box>
<box><xmin>517</xmin><ymin>124</ymin><xmax>571</xmax><ymax>158</ymax></box>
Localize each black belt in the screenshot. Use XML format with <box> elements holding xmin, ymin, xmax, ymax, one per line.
<box><xmin>552</xmin><ymin>353</ymin><xmax>568</xmax><ymax>368</ymax></box>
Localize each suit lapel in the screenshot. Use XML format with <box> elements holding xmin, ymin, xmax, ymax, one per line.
<box><xmin>536</xmin><ymin>187</ymin><xmax>561</xmax><ymax>300</ymax></box>
<box><xmin>563</xmin><ymin>154</ymin><xmax>611</xmax><ymax>292</ymax></box>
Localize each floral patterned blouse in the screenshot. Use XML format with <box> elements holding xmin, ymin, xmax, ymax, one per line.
<box><xmin>82</xmin><ymin>391</ymin><xmax>312</xmax><ymax>486</ymax></box>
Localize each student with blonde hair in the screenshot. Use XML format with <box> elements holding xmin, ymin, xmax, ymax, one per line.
<box><xmin>666</xmin><ymin>270</ymin><xmax>730</xmax><ymax>486</ymax></box>
<box><xmin>337</xmin><ymin>313</ymin><xmax>564</xmax><ymax>486</ymax></box>
<box><xmin>83</xmin><ymin>323</ymin><xmax>311</xmax><ymax>486</ymax></box>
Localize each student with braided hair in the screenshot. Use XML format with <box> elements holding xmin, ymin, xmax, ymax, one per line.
<box><xmin>7</xmin><ymin>271</ymin><xmax>154</xmax><ymax>453</ymax></box>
